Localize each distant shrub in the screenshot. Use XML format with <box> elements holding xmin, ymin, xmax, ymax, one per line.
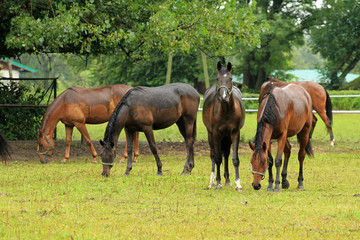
<box><xmin>0</xmin><ymin>81</ymin><xmax>46</xmax><ymax>140</ymax></box>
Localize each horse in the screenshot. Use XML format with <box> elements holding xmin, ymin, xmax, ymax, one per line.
<box><xmin>99</xmin><ymin>83</ymin><xmax>200</xmax><ymax>177</ymax></box>
<box><xmin>202</xmin><ymin>62</ymin><xmax>246</xmax><ymax>191</ymax></box>
<box><xmin>260</xmin><ymin>77</ymin><xmax>335</xmax><ymax>146</ymax></box>
<box><xmin>249</xmin><ymin>83</ymin><xmax>314</xmax><ymax>192</ymax></box>
<box><xmin>37</xmin><ymin>85</ymin><xmax>139</xmax><ymax>164</ymax></box>
<box><xmin>0</xmin><ymin>131</ymin><xmax>11</xmax><ymax>162</ymax></box>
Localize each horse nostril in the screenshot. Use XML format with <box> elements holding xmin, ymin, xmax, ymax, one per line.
<box><xmin>102</xmin><ymin>172</ymin><xmax>109</xmax><ymax>177</ymax></box>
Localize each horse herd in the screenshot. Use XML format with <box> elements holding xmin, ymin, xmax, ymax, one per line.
<box><xmin>1</xmin><ymin>62</ymin><xmax>334</xmax><ymax>192</ymax></box>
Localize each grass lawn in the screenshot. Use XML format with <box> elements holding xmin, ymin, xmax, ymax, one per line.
<box><xmin>1</xmin><ymin>114</ymin><xmax>360</xmax><ymax>239</ymax></box>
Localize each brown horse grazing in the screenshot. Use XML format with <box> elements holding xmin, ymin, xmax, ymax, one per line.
<box><xmin>37</xmin><ymin>85</ymin><xmax>139</xmax><ymax>164</ymax></box>
<box><xmin>100</xmin><ymin>83</ymin><xmax>200</xmax><ymax>177</ymax></box>
<box><xmin>0</xmin><ymin>131</ymin><xmax>11</xmax><ymax>162</ymax></box>
<box><xmin>260</xmin><ymin>77</ymin><xmax>335</xmax><ymax>146</ymax></box>
<box><xmin>202</xmin><ymin>62</ymin><xmax>246</xmax><ymax>191</ymax></box>
<box><xmin>249</xmin><ymin>84</ymin><xmax>314</xmax><ymax>192</ymax></box>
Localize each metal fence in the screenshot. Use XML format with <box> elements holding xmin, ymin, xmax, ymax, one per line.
<box><xmin>198</xmin><ymin>95</ymin><xmax>360</xmax><ymax>114</ymax></box>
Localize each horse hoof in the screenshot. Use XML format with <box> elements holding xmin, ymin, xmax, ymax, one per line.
<box><xmin>235</xmin><ymin>186</ymin><xmax>243</xmax><ymax>192</ymax></box>
<box><xmin>225</xmin><ymin>181</ymin><xmax>232</xmax><ymax>186</ymax></box>
<box><xmin>157</xmin><ymin>172</ymin><xmax>163</xmax><ymax>176</ymax></box>
<box><xmin>274</xmin><ymin>188</ymin><xmax>280</xmax><ymax>193</ymax></box>
<box><xmin>216</xmin><ymin>184</ymin><xmax>222</xmax><ymax>190</ymax></box>
<box><xmin>60</xmin><ymin>161</ymin><xmax>66</xmax><ymax>165</ymax></box>
<box><xmin>267</xmin><ymin>187</ymin><xmax>274</xmax><ymax>192</ymax></box>
<box><xmin>297</xmin><ymin>185</ymin><xmax>305</xmax><ymax>190</ymax></box>
<box><xmin>282</xmin><ymin>181</ymin><xmax>290</xmax><ymax>189</ymax></box>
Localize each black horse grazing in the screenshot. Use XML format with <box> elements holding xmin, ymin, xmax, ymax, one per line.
<box><xmin>202</xmin><ymin>62</ymin><xmax>246</xmax><ymax>191</ymax></box>
<box><xmin>100</xmin><ymin>83</ymin><xmax>200</xmax><ymax>177</ymax></box>
<box><xmin>0</xmin><ymin>131</ymin><xmax>11</xmax><ymax>162</ymax></box>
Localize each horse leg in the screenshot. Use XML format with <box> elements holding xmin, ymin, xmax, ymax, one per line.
<box><xmin>134</xmin><ymin>132</ymin><xmax>140</xmax><ymax>162</ymax></box>
<box><xmin>61</xmin><ymin>125</ymin><xmax>73</xmax><ymax>164</ymax></box>
<box><xmin>317</xmin><ymin>110</ymin><xmax>335</xmax><ymax>146</ymax></box>
<box><xmin>74</xmin><ymin>123</ymin><xmax>97</xmax><ymax>163</ymax></box>
<box><xmin>267</xmin><ymin>144</ymin><xmax>274</xmax><ymax>191</ymax></box>
<box><xmin>231</xmin><ymin>132</ymin><xmax>242</xmax><ymax>191</ymax></box>
<box><xmin>124</xmin><ymin>128</ymin><xmax>135</xmax><ymax>176</ymax></box>
<box><xmin>274</xmin><ymin>136</ymin><xmax>287</xmax><ymax>192</ymax></box>
<box><xmin>222</xmin><ymin>136</ymin><xmax>231</xmax><ymax>186</ymax></box>
<box><xmin>297</xmin><ymin>129</ymin><xmax>310</xmax><ymax>190</ymax></box>
<box><xmin>176</xmin><ymin>117</ymin><xmax>196</xmax><ymax>175</ymax></box>
<box><xmin>143</xmin><ymin>127</ymin><xmax>163</xmax><ymax>176</ymax></box>
<box><xmin>207</xmin><ymin>132</ymin><xmax>216</xmax><ymax>189</ymax></box>
<box><xmin>214</xmin><ymin>135</ymin><xmax>222</xmax><ymax>190</ymax></box>
<box><xmin>281</xmin><ymin>140</ymin><xmax>292</xmax><ymax>189</ymax></box>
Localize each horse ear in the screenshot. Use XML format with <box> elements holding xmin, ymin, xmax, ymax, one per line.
<box><xmin>248</xmin><ymin>141</ymin><xmax>255</xmax><ymax>151</ymax></box>
<box><xmin>100</xmin><ymin>140</ymin><xmax>104</xmax><ymax>146</ymax></box>
<box><xmin>227</xmin><ymin>62</ymin><xmax>232</xmax><ymax>72</ymax></box>
<box><xmin>217</xmin><ymin>61</ymin><xmax>222</xmax><ymax>71</ymax></box>
<box><xmin>111</xmin><ymin>142</ymin><xmax>114</xmax><ymax>148</ymax></box>
<box><xmin>262</xmin><ymin>142</ymin><xmax>267</xmax><ymax>152</ymax></box>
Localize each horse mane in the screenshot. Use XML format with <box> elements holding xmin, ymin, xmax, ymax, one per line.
<box><xmin>104</xmin><ymin>87</ymin><xmax>144</xmax><ymax>142</ymax></box>
<box><xmin>254</xmin><ymin>88</ymin><xmax>280</xmax><ymax>156</ymax></box>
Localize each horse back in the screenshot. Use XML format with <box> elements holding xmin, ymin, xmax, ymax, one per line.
<box><xmin>273</xmin><ymin>85</ymin><xmax>312</xmax><ymax>137</ymax></box>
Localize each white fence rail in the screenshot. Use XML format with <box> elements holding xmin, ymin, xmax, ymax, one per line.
<box><xmin>198</xmin><ymin>95</ymin><xmax>360</xmax><ymax>114</ymax></box>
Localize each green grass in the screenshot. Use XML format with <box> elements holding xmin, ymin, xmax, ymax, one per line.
<box><xmin>1</xmin><ymin>114</ymin><xmax>360</xmax><ymax>239</ymax></box>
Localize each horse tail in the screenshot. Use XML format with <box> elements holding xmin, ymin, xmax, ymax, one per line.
<box><xmin>297</xmin><ymin>134</ymin><xmax>314</xmax><ymax>157</ymax></box>
<box><xmin>0</xmin><ymin>131</ymin><xmax>11</xmax><ymax>162</ymax></box>
<box><xmin>305</xmin><ymin>138</ymin><xmax>314</xmax><ymax>157</ymax></box>
<box><xmin>325</xmin><ymin>89</ymin><xmax>333</xmax><ymax>126</ymax></box>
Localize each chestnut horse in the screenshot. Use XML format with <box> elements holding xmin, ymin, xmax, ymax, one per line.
<box><xmin>202</xmin><ymin>62</ymin><xmax>245</xmax><ymax>191</ymax></box>
<box><xmin>0</xmin><ymin>131</ymin><xmax>10</xmax><ymax>162</ymax></box>
<box><xmin>100</xmin><ymin>83</ymin><xmax>199</xmax><ymax>177</ymax></box>
<box><xmin>260</xmin><ymin>77</ymin><xmax>334</xmax><ymax>146</ymax></box>
<box><xmin>37</xmin><ymin>85</ymin><xmax>139</xmax><ymax>164</ymax></box>
<box><xmin>249</xmin><ymin>84</ymin><xmax>314</xmax><ymax>192</ymax></box>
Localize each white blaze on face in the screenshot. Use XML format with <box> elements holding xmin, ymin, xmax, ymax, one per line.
<box><xmin>222</xmin><ymin>89</ymin><xmax>227</xmax><ymax>99</ymax></box>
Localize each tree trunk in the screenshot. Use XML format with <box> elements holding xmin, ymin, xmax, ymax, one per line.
<box><xmin>201</xmin><ymin>52</ymin><xmax>210</xmax><ymax>90</ymax></box>
<box><xmin>7</xmin><ymin>58</ymin><xmax>13</xmax><ymax>78</ymax></box>
<box><xmin>165</xmin><ymin>52</ymin><xmax>173</xmax><ymax>85</ymax></box>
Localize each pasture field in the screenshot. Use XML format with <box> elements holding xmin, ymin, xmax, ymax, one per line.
<box><xmin>1</xmin><ymin>114</ymin><xmax>360</xmax><ymax>239</ymax></box>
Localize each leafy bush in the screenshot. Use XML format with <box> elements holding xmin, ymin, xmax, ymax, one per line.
<box><xmin>0</xmin><ymin>81</ymin><xmax>46</xmax><ymax>140</ymax></box>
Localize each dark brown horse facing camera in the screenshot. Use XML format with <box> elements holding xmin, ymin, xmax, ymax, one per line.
<box><xmin>260</xmin><ymin>77</ymin><xmax>335</xmax><ymax>146</ymax></box>
<box><xmin>100</xmin><ymin>83</ymin><xmax>200</xmax><ymax>177</ymax></box>
<box><xmin>37</xmin><ymin>85</ymin><xmax>139</xmax><ymax>164</ymax></box>
<box><xmin>249</xmin><ymin>84</ymin><xmax>315</xmax><ymax>192</ymax></box>
<box><xmin>202</xmin><ymin>62</ymin><xmax>246</xmax><ymax>191</ymax></box>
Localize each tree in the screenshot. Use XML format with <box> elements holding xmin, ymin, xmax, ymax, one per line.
<box><xmin>2</xmin><ymin>1</ymin><xmax>263</xmax><ymax>61</ymax></box>
<box><xmin>238</xmin><ymin>0</ymin><xmax>318</xmax><ymax>91</ymax></box>
<box><xmin>309</xmin><ymin>0</ymin><xmax>360</xmax><ymax>89</ymax></box>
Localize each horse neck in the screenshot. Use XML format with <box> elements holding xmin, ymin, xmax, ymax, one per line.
<box><xmin>216</xmin><ymin>94</ymin><xmax>236</xmax><ymax>113</ymax></box>
<box><xmin>255</xmin><ymin>121</ymin><xmax>273</xmax><ymax>151</ymax></box>
<box><xmin>40</xmin><ymin>103</ymin><xmax>63</xmax><ymax>138</ymax></box>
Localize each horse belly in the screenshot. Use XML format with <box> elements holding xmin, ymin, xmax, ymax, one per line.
<box><xmin>152</xmin><ymin>108</ymin><xmax>180</xmax><ymax>129</ymax></box>
<box><xmin>85</xmin><ymin>104</ymin><xmax>113</xmax><ymax>124</ymax></box>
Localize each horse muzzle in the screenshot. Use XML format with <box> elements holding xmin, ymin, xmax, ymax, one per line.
<box><xmin>252</xmin><ymin>182</ymin><xmax>262</xmax><ymax>190</ymax></box>
<box><xmin>101</xmin><ymin>165</ymin><xmax>112</xmax><ymax>177</ymax></box>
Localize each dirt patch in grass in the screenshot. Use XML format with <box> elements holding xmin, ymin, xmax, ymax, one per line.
<box><xmin>6</xmin><ymin>140</ymin><xmax>215</xmax><ymax>162</ymax></box>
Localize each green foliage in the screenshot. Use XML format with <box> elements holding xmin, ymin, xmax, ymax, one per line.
<box><xmin>328</xmin><ymin>90</ymin><xmax>360</xmax><ymax>110</ymax></box>
<box><xmin>0</xmin><ymin>81</ymin><xmax>46</xmax><ymax>140</ymax></box>
<box><xmin>309</xmin><ymin>0</ymin><xmax>360</xmax><ymax>89</ymax></box>
<box><xmin>3</xmin><ymin>1</ymin><xmax>263</xmax><ymax>60</ymax></box>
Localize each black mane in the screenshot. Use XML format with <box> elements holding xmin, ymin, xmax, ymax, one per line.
<box><xmin>254</xmin><ymin>88</ymin><xmax>280</xmax><ymax>155</ymax></box>
<box><xmin>103</xmin><ymin>86</ymin><xmax>143</xmax><ymax>142</ymax></box>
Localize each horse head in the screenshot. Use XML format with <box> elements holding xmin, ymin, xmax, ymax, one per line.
<box><xmin>249</xmin><ymin>141</ymin><xmax>269</xmax><ymax>190</ymax></box>
<box><xmin>99</xmin><ymin>139</ymin><xmax>116</xmax><ymax>177</ymax></box>
<box><xmin>37</xmin><ymin>129</ymin><xmax>55</xmax><ymax>163</ymax></box>
<box><xmin>216</xmin><ymin>61</ymin><xmax>233</xmax><ymax>103</ymax></box>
